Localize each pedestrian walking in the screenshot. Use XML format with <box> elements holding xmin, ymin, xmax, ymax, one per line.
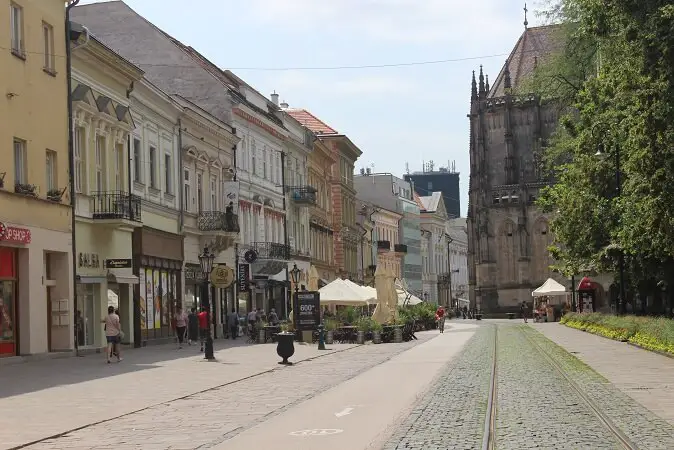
<box><xmin>187</xmin><ymin>308</ymin><xmax>199</xmax><ymax>346</ymax></box>
<box><xmin>197</xmin><ymin>307</ymin><xmax>209</xmax><ymax>352</ymax></box>
<box><xmin>521</xmin><ymin>301</ymin><xmax>529</xmax><ymax>323</ymax></box>
<box><xmin>102</xmin><ymin>306</ymin><xmax>122</xmax><ymax>364</ymax></box>
<box><xmin>173</xmin><ymin>306</ymin><xmax>188</xmax><ymax>349</ymax></box>
<box><xmin>227</xmin><ymin>308</ymin><xmax>238</xmax><ymax>339</ymax></box>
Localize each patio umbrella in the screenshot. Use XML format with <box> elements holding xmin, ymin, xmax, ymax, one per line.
<box><xmin>372</xmin><ymin>264</ymin><xmax>392</xmax><ymax>324</ymax></box>
<box><xmin>318</xmin><ymin>279</ymin><xmax>371</xmax><ymax>306</ymax></box>
<box><xmin>308</xmin><ymin>265</ymin><xmax>320</xmax><ymax>291</ymax></box>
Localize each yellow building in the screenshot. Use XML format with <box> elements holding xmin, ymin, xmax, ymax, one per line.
<box><xmin>70</xmin><ymin>32</ymin><xmax>144</xmax><ymax>350</ymax></box>
<box><xmin>373</xmin><ymin>207</ymin><xmax>404</xmax><ymax>280</ymax></box>
<box><xmin>307</xmin><ymin>135</ymin><xmax>336</xmax><ymax>283</ymax></box>
<box><xmin>1</xmin><ymin>0</ymin><xmax>73</xmax><ymax>358</ymax></box>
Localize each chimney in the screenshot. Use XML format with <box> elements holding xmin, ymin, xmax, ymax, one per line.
<box><xmin>270</xmin><ymin>91</ymin><xmax>279</xmax><ymax>106</ymax></box>
<box><xmin>280</xmin><ymin>101</ymin><xmax>289</xmax><ymax>109</ymax></box>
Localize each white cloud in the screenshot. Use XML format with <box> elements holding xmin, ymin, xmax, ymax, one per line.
<box><xmin>246</xmin><ymin>0</ymin><xmax>524</xmax><ymax>44</ymax></box>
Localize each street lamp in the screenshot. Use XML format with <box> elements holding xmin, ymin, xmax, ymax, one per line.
<box><xmin>198</xmin><ymin>246</ymin><xmax>216</xmax><ymax>360</ymax></box>
<box><xmin>594</xmin><ymin>123</ymin><xmax>626</xmax><ymax>315</ymax></box>
<box><xmin>289</xmin><ymin>263</ymin><xmax>301</xmax><ymax>293</ymax></box>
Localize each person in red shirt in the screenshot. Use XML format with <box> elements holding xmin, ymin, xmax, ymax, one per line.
<box><xmin>197</xmin><ymin>307</ymin><xmax>209</xmax><ymax>352</ymax></box>
<box><xmin>435</xmin><ymin>306</ymin><xmax>446</xmax><ymax>333</ymax></box>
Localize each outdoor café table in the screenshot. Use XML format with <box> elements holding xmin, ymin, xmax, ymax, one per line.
<box><xmin>337</xmin><ymin>326</ymin><xmax>357</xmax><ymax>344</ymax></box>
<box><xmin>264</xmin><ymin>325</ymin><xmax>281</xmax><ymax>343</ymax></box>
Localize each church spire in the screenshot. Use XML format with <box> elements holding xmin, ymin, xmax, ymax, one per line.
<box><xmin>524</xmin><ymin>3</ymin><xmax>529</xmax><ymax>29</ymax></box>
<box><xmin>485</xmin><ymin>74</ymin><xmax>490</xmax><ymax>95</ymax></box>
<box><xmin>478</xmin><ymin>65</ymin><xmax>485</xmax><ymax>97</ymax></box>
<box><xmin>471</xmin><ymin>70</ymin><xmax>477</xmax><ymax>100</ymax></box>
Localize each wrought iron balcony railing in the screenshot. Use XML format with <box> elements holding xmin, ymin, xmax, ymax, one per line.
<box><xmin>251</xmin><ymin>241</ymin><xmax>291</xmax><ymax>260</ymax></box>
<box><xmin>92</xmin><ymin>191</ymin><xmax>141</xmax><ymax>222</ymax></box>
<box><xmin>197</xmin><ymin>211</ymin><xmax>240</xmax><ymax>233</ymax></box>
<box><xmin>377</xmin><ymin>240</ymin><xmax>391</xmax><ymax>251</ymax></box>
<box><xmin>287</xmin><ymin>185</ymin><xmax>317</xmax><ymax>205</ymax></box>
<box><xmin>394</xmin><ymin>244</ymin><xmax>408</xmax><ymax>253</ymax></box>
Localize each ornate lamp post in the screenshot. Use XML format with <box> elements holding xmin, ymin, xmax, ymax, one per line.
<box><xmin>290</xmin><ymin>263</ymin><xmax>301</xmax><ymax>293</ymax></box>
<box><xmin>198</xmin><ymin>246</ymin><xmax>216</xmax><ymax>360</ymax></box>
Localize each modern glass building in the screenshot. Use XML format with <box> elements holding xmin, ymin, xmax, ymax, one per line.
<box><xmin>399</xmin><ymin>198</ymin><xmax>422</xmax><ymax>294</ymax></box>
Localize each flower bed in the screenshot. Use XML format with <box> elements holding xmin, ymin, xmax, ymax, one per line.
<box><xmin>561</xmin><ymin>312</ymin><xmax>674</xmax><ymax>356</ymax></box>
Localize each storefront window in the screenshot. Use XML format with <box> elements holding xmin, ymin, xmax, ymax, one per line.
<box><xmin>76</xmin><ymin>283</ymin><xmax>96</xmax><ymax>347</ymax></box>
<box><xmin>141</xmin><ymin>266</ymin><xmax>179</xmax><ymax>340</ymax></box>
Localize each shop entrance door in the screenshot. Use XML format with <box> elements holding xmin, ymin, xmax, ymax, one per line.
<box><xmin>76</xmin><ymin>283</ymin><xmax>97</xmax><ymax>348</ymax></box>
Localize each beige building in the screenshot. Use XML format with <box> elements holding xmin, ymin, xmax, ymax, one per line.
<box><xmin>1</xmin><ymin>0</ymin><xmax>73</xmax><ymax>358</ymax></box>
<box><xmin>70</xmin><ymin>34</ymin><xmax>144</xmax><ymax>350</ymax></box>
<box><xmin>373</xmin><ymin>207</ymin><xmax>403</xmax><ymax>281</ymax></box>
<box><xmin>307</xmin><ymin>135</ymin><xmax>336</xmax><ymax>283</ymax></box>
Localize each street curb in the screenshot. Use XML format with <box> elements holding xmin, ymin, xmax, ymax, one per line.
<box><xmin>7</xmin><ymin>344</ymin><xmax>361</xmax><ymax>450</ymax></box>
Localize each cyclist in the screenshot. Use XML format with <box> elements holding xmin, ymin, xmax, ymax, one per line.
<box><xmin>435</xmin><ymin>306</ymin><xmax>446</xmax><ymax>333</ymax></box>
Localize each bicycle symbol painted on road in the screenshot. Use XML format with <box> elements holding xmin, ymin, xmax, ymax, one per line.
<box><xmin>289</xmin><ymin>429</ymin><xmax>344</xmax><ymax>437</ymax></box>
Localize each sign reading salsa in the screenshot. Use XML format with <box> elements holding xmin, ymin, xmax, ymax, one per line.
<box><xmin>294</xmin><ymin>291</ymin><xmax>320</xmax><ymax>331</ymax></box>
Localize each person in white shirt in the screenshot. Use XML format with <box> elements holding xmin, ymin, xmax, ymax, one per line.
<box><xmin>102</xmin><ymin>306</ymin><xmax>122</xmax><ymax>364</ymax></box>
<box><xmin>247</xmin><ymin>309</ymin><xmax>257</xmax><ymax>335</ymax></box>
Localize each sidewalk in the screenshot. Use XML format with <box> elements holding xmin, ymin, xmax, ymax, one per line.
<box><xmin>532</xmin><ymin>322</ymin><xmax>674</xmax><ymax>426</ymax></box>
<box><xmin>0</xmin><ymin>338</ymin><xmax>357</xmax><ymax>449</ymax></box>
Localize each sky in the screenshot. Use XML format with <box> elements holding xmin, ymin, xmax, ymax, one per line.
<box><xmin>79</xmin><ymin>0</ymin><xmax>547</xmax><ymax>217</ymax></box>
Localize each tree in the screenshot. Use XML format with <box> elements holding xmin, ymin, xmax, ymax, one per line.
<box><xmin>537</xmin><ymin>0</ymin><xmax>674</xmax><ymax>291</ymax></box>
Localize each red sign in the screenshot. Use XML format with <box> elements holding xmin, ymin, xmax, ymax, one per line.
<box><xmin>577</xmin><ymin>276</ymin><xmax>595</xmax><ymax>291</ymax></box>
<box><xmin>0</xmin><ymin>222</ymin><xmax>31</xmax><ymax>244</ymax></box>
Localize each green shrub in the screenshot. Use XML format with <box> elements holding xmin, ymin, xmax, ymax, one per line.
<box><xmin>561</xmin><ymin>312</ymin><xmax>674</xmax><ymax>355</ymax></box>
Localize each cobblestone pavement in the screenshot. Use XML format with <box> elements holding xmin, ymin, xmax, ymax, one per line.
<box><xmin>23</xmin><ymin>334</ymin><xmax>433</xmax><ymax>450</ymax></box>
<box><xmin>383</xmin><ymin>324</ymin><xmax>494</xmax><ymax>450</ymax></box>
<box><xmin>385</xmin><ymin>323</ymin><xmax>674</xmax><ymax>450</ymax></box>
<box><xmin>496</xmin><ymin>326</ymin><xmax>620</xmax><ymax>449</ymax></box>
<box><xmin>524</xmin><ymin>326</ymin><xmax>674</xmax><ymax>449</ymax></box>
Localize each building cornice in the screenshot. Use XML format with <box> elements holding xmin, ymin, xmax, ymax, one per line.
<box><xmin>233</xmin><ymin>106</ymin><xmax>288</xmax><ymax>142</ymax></box>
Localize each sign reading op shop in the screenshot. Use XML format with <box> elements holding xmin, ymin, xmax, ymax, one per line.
<box><xmin>0</xmin><ymin>222</ymin><xmax>31</xmax><ymax>244</ymax></box>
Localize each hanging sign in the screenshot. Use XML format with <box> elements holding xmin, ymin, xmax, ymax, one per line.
<box><xmin>211</xmin><ymin>265</ymin><xmax>235</xmax><ymax>288</ymax></box>
<box><xmin>238</xmin><ymin>264</ymin><xmax>250</xmax><ymax>292</ymax></box>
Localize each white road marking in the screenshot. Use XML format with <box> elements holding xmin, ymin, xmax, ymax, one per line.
<box><xmin>334</xmin><ymin>407</ymin><xmax>354</xmax><ymax>418</ymax></box>
<box><xmin>289</xmin><ymin>429</ymin><xmax>344</xmax><ymax>437</ymax></box>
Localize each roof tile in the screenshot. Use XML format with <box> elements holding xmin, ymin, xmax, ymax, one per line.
<box><xmin>285</xmin><ymin>109</ymin><xmax>338</xmax><ymax>135</ymax></box>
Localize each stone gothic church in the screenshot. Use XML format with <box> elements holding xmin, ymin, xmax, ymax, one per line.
<box><xmin>467</xmin><ymin>24</ymin><xmax>562</xmax><ymax>313</ymax></box>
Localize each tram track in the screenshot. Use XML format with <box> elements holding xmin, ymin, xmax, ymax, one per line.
<box><xmin>480</xmin><ymin>325</ymin><xmax>639</xmax><ymax>450</ymax></box>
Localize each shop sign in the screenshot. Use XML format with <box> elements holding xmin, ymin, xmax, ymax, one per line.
<box><xmin>238</xmin><ymin>264</ymin><xmax>249</xmax><ymax>292</ymax></box>
<box><xmin>211</xmin><ymin>265</ymin><xmax>235</xmax><ymax>288</ymax></box>
<box><xmin>78</xmin><ymin>252</ymin><xmax>100</xmax><ymax>268</ymax></box>
<box><xmin>185</xmin><ymin>264</ymin><xmax>204</xmax><ymax>281</ymax></box>
<box><xmin>0</xmin><ymin>222</ymin><xmax>31</xmax><ymax>244</ymax></box>
<box><xmin>294</xmin><ymin>291</ymin><xmax>320</xmax><ymax>331</ymax></box>
<box><xmin>105</xmin><ymin>258</ymin><xmax>132</xmax><ymax>269</ymax></box>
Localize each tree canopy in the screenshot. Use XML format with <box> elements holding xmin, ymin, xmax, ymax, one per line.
<box><xmin>537</xmin><ymin>0</ymin><xmax>674</xmax><ymax>285</ymax></box>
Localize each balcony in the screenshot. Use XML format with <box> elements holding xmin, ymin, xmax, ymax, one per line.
<box><xmin>246</xmin><ymin>241</ymin><xmax>292</xmax><ymax>276</ymax></box>
<box><xmin>92</xmin><ymin>191</ymin><xmax>141</xmax><ymax>223</ymax></box>
<box><xmin>197</xmin><ymin>211</ymin><xmax>240</xmax><ymax>233</ymax></box>
<box><xmin>377</xmin><ymin>240</ymin><xmax>391</xmax><ymax>251</ymax></box>
<box><xmin>287</xmin><ymin>185</ymin><xmax>317</xmax><ymax>206</ymax></box>
<box><xmin>394</xmin><ymin>244</ymin><xmax>408</xmax><ymax>253</ymax></box>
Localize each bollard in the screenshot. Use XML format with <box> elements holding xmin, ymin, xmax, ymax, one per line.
<box><xmin>317</xmin><ymin>324</ymin><xmax>326</xmax><ymax>350</ymax></box>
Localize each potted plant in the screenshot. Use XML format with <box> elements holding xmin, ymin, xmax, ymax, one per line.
<box><xmin>15</xmin><ymin>183</ymin><xmax>37</xmax><ymax>197</ymax></box>
<box><xmin>47</xmin><ymin>188</ymin><xmax>65</xmax><ymax>202</ymax></box>
<box><xmin>324</xmin><ymin>318</ymin><xmax>337</xmax><ymax>344</ymax></box>
<box><xmin>371</xmin><ymin>320</ymin><xmax>383</xmax><ymax>344</ymax></box>
<box><xmin>276</xmin><ymin>322</ymin><xmax>295</xmax><ymax>365</ymax></box>
<box><xmin>355</xmin><ymin>317</ymin><xmax>370</xmax><ymax>344</ymax></box>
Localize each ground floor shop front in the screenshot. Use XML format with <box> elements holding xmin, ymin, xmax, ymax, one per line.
<box><xmin>0</xmin><ymin>221</ymin><xmax>72</xmax><ymax>358</ymax></box>
<box><xmin>75</xmin><ymin>221</ymin><xmax>137</xmax><ymax>351</ymax></box>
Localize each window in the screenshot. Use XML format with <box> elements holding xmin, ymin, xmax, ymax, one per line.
<box><xmin>149</xmin><ymin>146</ymin><xmax>157</xmax><ymax>188</ymax></box>
<box><xmin>164</xmin><ymin>154</ymin><xmax>172</xmax><ymax>194</ymax></box>
<box><xmin>13</xmin><ymin>138</ymin><xmax>26</xmax><ymax>184</ymax></box>
<box><xmin>46</xmin><ymin>150</ymin><xmax>57</xmax><ymax>191</ymax></box>
<box><xmin>74</xmin><ymin>127</ymin><xmax>84</xmax><ymax>192</ymax></box>
<box><xmin>10</xmin><ymin>3</ymin><xmax>23</xmax><ymax>56</ymax></box>
<box><xmin>42</xmin><ymin>22</ymin><xmax>54</xmax><ymax>72</ymax></box>
<box><xmin>262</xmin><ymin>148</ymin><xmax>268</xmax><ymax>179</ymax></box>
<box><xmin>114</xmin><ymin>144</ymin><xmax>123</xmax><ymax>190</ymax></box>
<box><xmin>95</xmin><ymin>136</ymin><xmax>106</xmax><ymax>192</ymax></box>
<box><xmin>210</xmin><ymin>177</ymin><xmax>217</xmax><ymax>210</ymax></box>
<box><xmin>133</xmin><ymin>138</ymin><xmax>142</xmax><ymax>183</ymax></box>
<box><xmin>427</xmin><ymin>181</ymin><xmax>433</xmax><ymax>191</ymax></box>
<box><xmin>196</xmin><ymin>173</ymin><xmax>203</xmax><ymax>212</ymax></box>
<box><xmin>183</xmin><ymin>169</ymin><xmax>190</xmax><ymax>211</ymax></box>
<box><xmin>251</xmin><ymin>140</ymin><xmax>257</xmax><ymax>175</ymax></box>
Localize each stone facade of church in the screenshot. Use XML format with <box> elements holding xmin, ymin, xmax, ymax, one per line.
<box><xmin>467</xmin><ymin>25</ymin><xmax>563</xmax><ymax>313</ymax></box>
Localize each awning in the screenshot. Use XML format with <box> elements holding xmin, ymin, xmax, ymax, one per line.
<box><xmin>76</xmin><ymin>275</ymin><xmax>106</xmax><ymax>284</ymax></box>
<box><xmin>107</xmin><ymin>271</ymin><xmax>139</xmax><ymax>285</ymax></box>
<box><xmin>532</xmin><ymin>278</ymin><xmax>567</xmax><ymax>297</ymax></box>
<box><xmin>271</xmin><ymin>270</ymin><xmax>286</xmax><ymax>281</ymax></box>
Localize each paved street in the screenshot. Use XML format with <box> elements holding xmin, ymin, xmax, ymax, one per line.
<box><xmin>4</xmin><ymin>321</ymin><xmax>674</xmax><ymax>450</ymax></box>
